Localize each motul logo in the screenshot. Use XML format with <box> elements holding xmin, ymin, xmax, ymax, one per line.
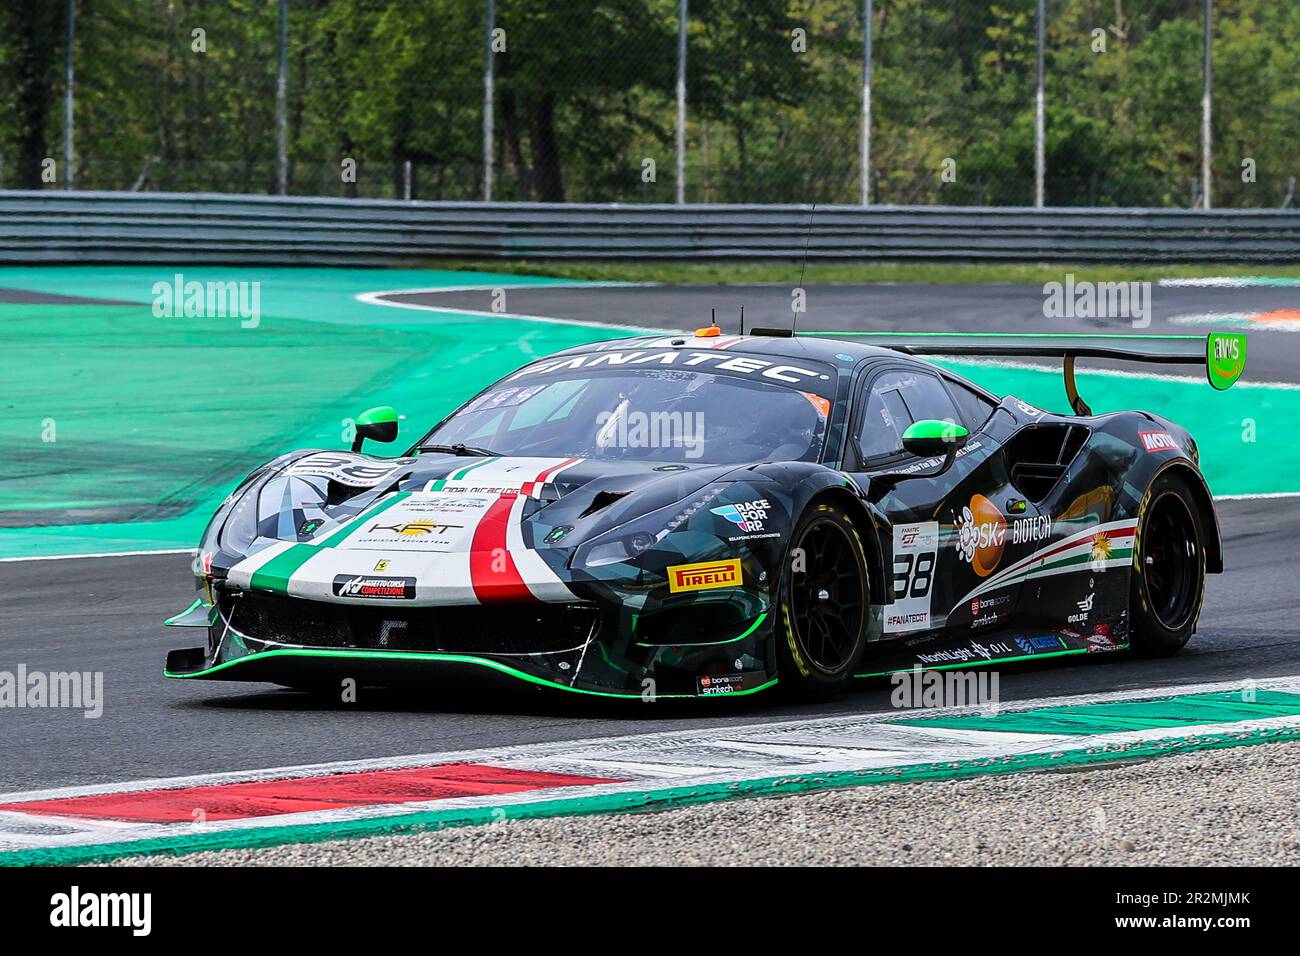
<box><xmin>1139</xmin><ymin>430</ymin><xmax>1178</xmax><ymax>452</ymax></box>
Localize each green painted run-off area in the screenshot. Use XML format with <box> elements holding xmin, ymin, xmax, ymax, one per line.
<box><xmin>0</xmin><ymin>266</ymin><xmax>1294</xmax><ymax>560</ymax></box>
<box><xmin>894</xmin><ymin>690</ymin><xmax>1300</xmax><ymax>735</ymax></box>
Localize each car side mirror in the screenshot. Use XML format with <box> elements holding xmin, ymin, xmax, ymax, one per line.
<box><xmin>351</xmin><ymin>405</ymin><xmax>400</xmax><ymax>453</ymax></box>
<box><xmin>901</xmin><ymin>419</ymin><xmax>969</xmax><ymax>458</ymax></box>
<box><xmin>873</xmin><ymin>419</ymin><xmax>970</xmax><ymax>490</ymax></box>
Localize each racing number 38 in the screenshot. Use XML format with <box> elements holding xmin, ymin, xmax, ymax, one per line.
<box><xmin>893</xmin><ymin>551</ymin><xmax>936</xmax><ymax>601</ymax></box>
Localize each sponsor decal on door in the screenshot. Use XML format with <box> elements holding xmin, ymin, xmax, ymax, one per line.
<box><xmin>887</xmin><ymin>522</ymin><xmax>939</xmax><ymax>633</ymax></box>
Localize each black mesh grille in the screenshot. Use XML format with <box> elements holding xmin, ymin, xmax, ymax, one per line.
<box><xmin>635</xmin><ymin>602</ymin><xmax>752</xmax><ymax>646</ymax></box>
<box><xmin>223</xmin><ymin>590</ymin><xmax>598</xmax><ymax>655</ymax></box>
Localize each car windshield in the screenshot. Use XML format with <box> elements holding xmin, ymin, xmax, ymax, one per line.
<box><xmin>421</xmin><ymin>357</ymin><xmax>835</xmax><ymax>465</ymax></box>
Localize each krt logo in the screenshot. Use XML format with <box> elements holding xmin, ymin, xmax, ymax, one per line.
<box><xmin>370</xmin><ymin>521</ymin><xmax>461</xmax><ymax>537</ymax></box>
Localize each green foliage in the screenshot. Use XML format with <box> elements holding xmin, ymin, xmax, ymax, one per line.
<box><xmin>0</xmin><ymin>0</ymin><xmax>1295</xmax><ymax>205</ymax></box>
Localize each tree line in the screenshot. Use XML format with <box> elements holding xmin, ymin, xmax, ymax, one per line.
<box><xmin>0</xmin><ymin>0</ymin><xmax>1295</xmax><ymax>206</ymax></box>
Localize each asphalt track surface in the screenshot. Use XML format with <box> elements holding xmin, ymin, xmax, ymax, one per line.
<box><xmin>387</xmin><ymin>281</ymin><xmax>1300</xmax><ymax>382</ymax></box>
<box><xmin>3</xmin><ymin>281</ymin><xmax>1298</xmax><ymax>794</ymax></box>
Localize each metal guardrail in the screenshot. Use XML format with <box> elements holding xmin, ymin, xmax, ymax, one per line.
<box><xmin>1</xmin><ymin>191</ymin><xmax>1298</xmax><ymax>264</ymax></box>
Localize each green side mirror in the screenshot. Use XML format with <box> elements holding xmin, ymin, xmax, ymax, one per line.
<box><xmin>351</xmin><ymin>405</ymin><xmax>400</xmax><ymax>453</ymax></box>
<box><xmin>901</xmin><ymin>419</ymin><xmax>969</xmax><ymax>459</ymax></box>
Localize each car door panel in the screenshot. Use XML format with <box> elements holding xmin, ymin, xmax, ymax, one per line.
<box><xmin>846</xmin><ymin>366</ymin><xmax>1044</xmax><ymax>644</ymax></box>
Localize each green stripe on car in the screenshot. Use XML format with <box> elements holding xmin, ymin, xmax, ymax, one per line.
<box><xmin>248</xmin><ymin>492</ymin><xmax>410</xmax><ymax>594</ymax></box>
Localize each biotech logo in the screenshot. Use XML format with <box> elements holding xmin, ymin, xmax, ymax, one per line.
<box><xmin>1010</xmin><ymin>513</ymin><xmax>1052</xmax><ymax>545</ymax></box>
<box><xmin>955</xmin><ymin>494</ymin><xmax>1006</xmax><ymax>577</ymax></box>
<box><xmin>711</xmin><ymin>498</ymin><xmax>771</xmax><ymax>533</ymax></box>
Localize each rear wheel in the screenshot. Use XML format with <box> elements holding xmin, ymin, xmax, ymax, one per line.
<box><xmin>775</xmin><ymin>501</ymin><xmax>870</xmax><ymax>698</ymax></box>
<box><xmin>1129</xmin><ymin>472</ymin><xmax>1206</xmax><ymax>656</ymax></box>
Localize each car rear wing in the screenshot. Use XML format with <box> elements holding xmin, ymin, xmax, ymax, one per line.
<box><xmin>802</xmin><ymin>331</ymin><xmax>1247</xmax><ymax>415</ymax></box>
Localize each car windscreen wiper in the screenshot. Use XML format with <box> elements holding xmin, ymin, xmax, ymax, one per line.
<box><xmin>419</xmin><ymin>443</ymin><xmax>499</xmax><ymax>457</ymax></box>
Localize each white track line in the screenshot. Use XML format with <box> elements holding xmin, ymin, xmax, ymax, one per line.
<box><xmin>6</xmin><ymin>673</ymin><xmax>1299</xmax><ymax>805</ymax></box>
<box><xmin>0</xmin><ymin>547</ymin><xmax>194</xmax><ymax>564</ymax></box>
<box><xmin>4</xmin><ymin>674</ymin><xmax>1300</xmax><ymax>855</ymax></box>
<box><xmin>5</xmin><ymin>283</ymin><xmax>656</xmax><ymax>567</ymax></box>
<box><xmin>356</xmin><ymin>281</ymin><xmax>664</xmax><ymax>334</ymax></box>
<box><xmin>364</xmin><ymin>287</ymin><xmax>1300</xmax><ymax>390</ymax></box>
<box><xmin>1213</xmin><ymin>492</ymin><xmax>1300</xmax><ymax>501</ymax></box>
<box><xmin>1160</xmin><ymin>277</ymin><xmax>1300</xmax><ymax>288</ymax></box>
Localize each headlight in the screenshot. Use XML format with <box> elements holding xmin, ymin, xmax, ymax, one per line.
<box><xmin>218</xmin><ymin>471</ymin><xmax>345</xmax><ymax>555</ymax></box>
<box><xmin>573</xmin><ymin>483</ymin><xmax>729</xmax><ymax>570</ymax></box>
<box><xmin>579</xmin><ymin>532</ymin><xmax>658</xmax><ymax>568</ymax></box>
<box><xmin>218</xmin><ymin>484</ymin><xmax>262</xmax><ymax>554</ymax></box>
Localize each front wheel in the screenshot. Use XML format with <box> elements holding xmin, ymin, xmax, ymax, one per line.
<box><xmin>1128</xmin><ymin>472</ymin><xmax>1206</xmax><ymax>656</ymax></box>
<box><xmin>774</xmin><ymin>501</ymin><xmax>870</xmax><ymax>699</ymax></box>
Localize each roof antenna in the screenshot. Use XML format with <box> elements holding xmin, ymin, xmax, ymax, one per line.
<box><xmin>792</xmin><ymin>203</ymin><xmax>816</xmax><ymax>337</ymax></box>
<box><xmin>739</xmin><ymin>305</ymin><xmax>745</xmax><ymax>335</ymax></box>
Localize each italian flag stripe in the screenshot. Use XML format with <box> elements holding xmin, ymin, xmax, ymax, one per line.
<box><xmin>469</xmin><ymin>493</ymin><xmax>534</xmax><ymax>602</ymax></box>
<box><xmin>248</xmin><ymin>492</ymin><xmax>410</xmax><ymax>594</ymax></box>
<box><xmin>521</xmin><ymin>456</ymin><xmax>581</xmax><ymax>497</ymax></box>
<box><xmin>952</xmin><ymin>520</ymin><xmax>1137</xmax><ymax>610</ymax></box>
<box><xmin>448</xmin><ymin>456</ymin><xmax>500</xmax><ymax>481</ymax></box>
<box><xmin>977</xmin><ymin>521</ymin><xmax>1136</xmax><ymax>593</ymax></box>
<box><xmin>1020</xmin><ymin>548</ymin><xmax>1133</xmax><ymax>582</ymax></box>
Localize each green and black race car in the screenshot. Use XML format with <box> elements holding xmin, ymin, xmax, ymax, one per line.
<box><xmin>164</xmin><ymin>328</ymin><xmax>1246</xmax><ymax>701</ymax></box>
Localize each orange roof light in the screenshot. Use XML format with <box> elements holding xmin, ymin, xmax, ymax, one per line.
<box><xmin>695</xmin><ymin>324</ymin><xmax>721</xmax><ymax>337</ymax></box>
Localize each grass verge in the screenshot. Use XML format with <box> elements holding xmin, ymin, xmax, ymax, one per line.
<box><xmin>417</xmin><ymin>260</ymin><xmax>1300</xmax><ymax>286</ymax></box>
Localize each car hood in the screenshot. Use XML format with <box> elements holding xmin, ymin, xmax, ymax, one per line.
<box><xmin>218</xmin><ymin>451</ymin><xmax>747</xmax><ymax>605</ymax></box>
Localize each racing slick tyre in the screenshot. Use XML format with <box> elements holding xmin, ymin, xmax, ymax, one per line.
<box><xmin>1128</xmin><ymin>471</ymin><xmax>1207</xmax><ymax>657</ymax></box>
<box><xmin>775</xmin><ymin>500</ymin><xmax>870</xmax><ymax>699</ymax></box>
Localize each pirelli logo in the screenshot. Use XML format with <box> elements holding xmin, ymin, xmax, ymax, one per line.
<box><xmin>667</xmin><ymin>558</ymin><xmax>743</xmax><ymax>593</ymax></box>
